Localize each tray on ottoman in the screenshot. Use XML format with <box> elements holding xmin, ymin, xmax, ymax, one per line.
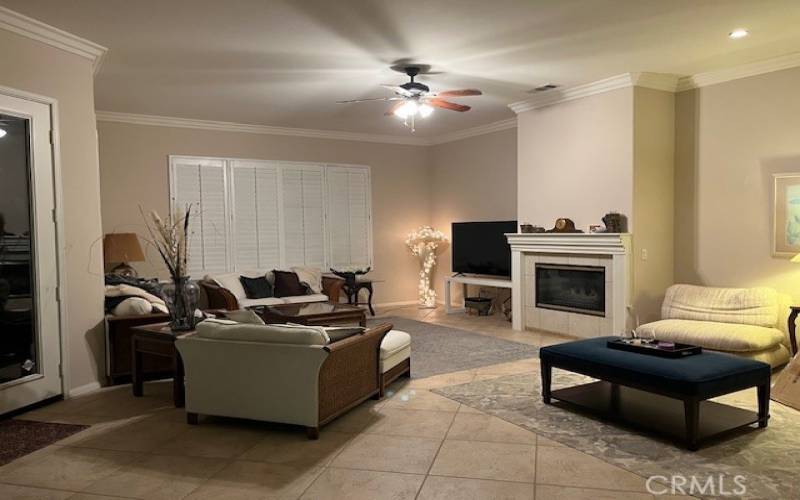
<box><xmin>540</xmin><ymin>336</ymin><xmax>771</xmax><ymax>450</ymax></box>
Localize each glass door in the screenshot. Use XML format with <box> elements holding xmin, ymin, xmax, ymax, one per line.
<box><xmin>0</xmin><ymin>92</ymin><xmax>62</xmax><ymax>414</ymax></box>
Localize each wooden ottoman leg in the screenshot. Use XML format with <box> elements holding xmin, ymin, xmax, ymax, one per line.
<box><xmin>306</xmin><ymin>426</ymin><xmax>320</xmax><ymax>440</ymax></box>
<box><xmin>541</xmin><ymin>360</ymin><xmax>552</xmax><ymax>405</ymax></box>
<box><xmin>757</xmin><ymin>383</ymin><xmax>770</xmax><ymax>428</ymax></box>
<box><xmin>684</xmin><ymin>398</ymin><xmax>700</xmax><ymax>451</ymax></box>
<box><xmin>187</xmin><ymin>412</ymin><xmax>199</xmax><ymax>425</ymax></box>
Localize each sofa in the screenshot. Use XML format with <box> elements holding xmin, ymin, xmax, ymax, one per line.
<box><xmin>635</xmin><ymin>284</ymin><xmax>792</xmax><ymax>368</ymax></box>
<box><xmin>200</xmin><ymin>268</ymin><xmax>344</xmax><ymax>310</ymax></box>
<box><xmin>175</xmin><ymin>317</ymin><xmax>393</xmax><ymax>438</ymax></box>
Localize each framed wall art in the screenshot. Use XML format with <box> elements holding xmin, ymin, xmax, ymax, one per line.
<box><xmin>773</xmin><ymin>173</ymin><xmax>800</xmax><ymax>257</ymax></box>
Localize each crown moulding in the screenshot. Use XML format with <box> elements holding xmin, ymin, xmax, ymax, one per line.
<box><xmin>0</xmin><ymin>6</ymin><xmax>107</xmax><ymax>74</ymax></box>
<box><xmin>509</xmin><ymin>52</ymin><xmax>800</xmax><ymax>114</ymax></box>
<box><xmin>95</xmin><ymin>110</ymin><xmax>517</xmax><ymax>146</ymax></box>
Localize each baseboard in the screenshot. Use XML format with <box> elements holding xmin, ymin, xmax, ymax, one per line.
<box><xmin>68</xmin><ymin>380</ymin><xmax>101</xmax><ymax>398</ymax></box>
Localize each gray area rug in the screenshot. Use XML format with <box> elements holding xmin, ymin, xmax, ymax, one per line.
<box><xmin>368</xmin><ymin>317</ymin><xmax>538</xmax><ymax>379</ymax></box>
<box><xmin>433</xmin><ymin>372</ymin><xmax>800</xmax><ymax>500</ymax></box>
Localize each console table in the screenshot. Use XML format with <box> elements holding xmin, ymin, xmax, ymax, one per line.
<box><xmin>444</xmin><ymin>275</ymin><xmax>512</xmax><ymax>314</ymax></box>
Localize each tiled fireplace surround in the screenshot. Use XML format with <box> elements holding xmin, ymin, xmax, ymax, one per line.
<box><xmin>507</xmin><ymin>233</ymin><xmax>632</xmax><ymax>337</ymax></box>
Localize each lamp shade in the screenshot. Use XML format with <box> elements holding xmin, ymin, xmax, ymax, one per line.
<box><xmin>103</xmin><ymin>233</ymin><xmax>145</xmax><ymax>264</ymax></box>
<box><xmin>792</xmin><ymin>253</ymin><xmax>800</xmax><ymax>263</ymax></box>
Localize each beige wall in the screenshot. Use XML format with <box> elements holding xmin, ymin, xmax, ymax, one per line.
<box><xmin>0</xmin><ymin>29</ymin><xmax>105</xmax><ymax>392</ymax></box>
<box><xmin>517</xmin><ymin>88</ymin><xmax>634</xmax><ymax>231</ymax></box>
<box><xmin>429</xmin><ymin>128</ymin><xmax>517</xmax><ymax>302</ymax></box>
<box><xmin>97</xmin><ymin>121</ymin><xmax>432</xmax><ymax>305</ymax></box>
<box><xmin>632</xmin><ymin>87</ymin><xmax>675</xmax><ymax>324</ymax></box>
<box><xmin>675</xmin><ymin>67</ymin><xmax>800</xmax><ymax>300</ymax></box>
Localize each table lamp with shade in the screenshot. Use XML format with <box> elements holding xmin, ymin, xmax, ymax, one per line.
<box><xmin>103</xmin><ymin>233</ymin><xmax>145</xmax><ymax>278</ymax></box>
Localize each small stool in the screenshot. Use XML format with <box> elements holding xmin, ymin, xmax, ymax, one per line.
<box><xmin>379</xmin><ymin>330</ymin><xmax>411</xmax><ymax>397</ymax></box>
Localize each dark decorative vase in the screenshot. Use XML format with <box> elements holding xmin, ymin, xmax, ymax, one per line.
<box><xmin>162</xmin><ymin>277</ymin><xmax>199</xmax><ymax>331</ymax></box>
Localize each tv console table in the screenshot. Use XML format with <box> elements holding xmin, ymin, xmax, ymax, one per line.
<box><xmin>444</xmin><ymin>275</ymin><xmax>512</xmax><ymax>314</ymax></box>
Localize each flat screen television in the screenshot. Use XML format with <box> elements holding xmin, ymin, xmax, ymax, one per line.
<box><xmin>452</xmin><ymin>220</ymin><xmax>517</xmax><ymax>277</ymax></box>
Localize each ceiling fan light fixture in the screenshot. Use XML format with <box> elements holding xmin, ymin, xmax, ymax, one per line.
<box><xmin>394</xmin><ymin>100</ymin><xmax>418</xmax><ymax>119</ymax></box>
<box><xmin>418</xmin><ymin>103</ymin><xmax>434</xmax><ymax>118</ymax></box>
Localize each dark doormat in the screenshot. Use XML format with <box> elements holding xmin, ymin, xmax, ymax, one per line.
<box><xmin>0</xmin><ymin>419</ymin><xmax>89</xmax><ymax>466</ymax></box>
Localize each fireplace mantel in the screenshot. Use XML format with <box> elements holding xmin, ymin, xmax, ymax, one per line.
<box><xmin>506</xmin><ymin>233</ymin><xmax>631</xmax><ymax>255</ymax></box>
<box><xmin>505</xmin><ymin>233</ymin><xmax>632</xmax><ymax>335</ymax></box>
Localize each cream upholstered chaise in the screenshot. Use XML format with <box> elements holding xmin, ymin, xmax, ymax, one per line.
<box><xmin>175</xmin><ymin>317</ymin><xmax>392</xmax><ymax>438</ymax></box>
<box><xmin>635</xmin><ymin>284</ymin><xmax>792</xmax><ymax>368</ymax></box>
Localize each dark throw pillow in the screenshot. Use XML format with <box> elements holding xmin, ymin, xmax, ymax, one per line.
<box><xmin>239</xmin><ymin>276</ymin><xmax>273</xmax><ymax>299</ymax></box>
<box><xmin>272</xmin><ymin>270</ymin><xmax>306</xmax><ymax>297</ymax></box>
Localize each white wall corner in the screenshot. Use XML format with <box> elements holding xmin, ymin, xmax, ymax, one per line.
<box><xmin>0</xmin><ymin>6</ymin><xmax>107</xmax><ymax>75</ymax></box>
<box><xmin>68</xmin><ymin>380</ymin><xmax>102</xmax><ymax>398</ymax></box>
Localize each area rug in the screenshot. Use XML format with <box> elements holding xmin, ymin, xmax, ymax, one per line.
<box><xmin>367</xmin><ymin>317</ymin><xmax>538</xmax><ymax>379</ymax></box>
<box><xmin>0</xmin><ymin>419</ymin><xmax>89</xmax><ymax>466</ymax></box>
<box><xmin>433</xmin><ymin>371</ymin><xmax>800</xmax><ymax>499</ymax></box>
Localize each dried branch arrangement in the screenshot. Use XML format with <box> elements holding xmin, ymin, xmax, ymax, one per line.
<box><xmin>140</xmin><ymin>205</ymin><xmax>192</xmax><ymax>280</ymax></box>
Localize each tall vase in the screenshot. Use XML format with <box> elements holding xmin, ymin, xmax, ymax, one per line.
<box><xmin>417</xmin><ymin>246</ymin><xmax>437</xmax><ymax>308</ymax></box>
<box><xmin>162</xmin><ymin>276</ymin><xmax>199</xmax><ymax>331</ymax></box>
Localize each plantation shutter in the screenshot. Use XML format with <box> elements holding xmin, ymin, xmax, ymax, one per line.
<box><xmin>280</xmin><ymin>163</ymin><xmax>325</xmax><ymax>268</ymax></box>
<box><xmin>326</xmin><ymin>166</ymin><xmax>371</xmax><ymax>268</ymax></box>
<box><xmin>170</xmin><ymin>158</ymin><xmax>229</xmax><ymax>276</ymax></box>
<box><xmin>231</xmin><ymin>160</ymin><xmax>281</xmax><ymax>271</ymax></box>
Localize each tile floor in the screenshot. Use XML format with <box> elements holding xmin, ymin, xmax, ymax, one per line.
<box><xmin>1</xmin><ymin>306</ymin><xmax>692</xmax><ymax>499</ymax></box>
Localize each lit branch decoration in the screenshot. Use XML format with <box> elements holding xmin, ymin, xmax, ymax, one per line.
<box><xmin>406</xmin><ymin>226</ymin><xmax>448</xmax><ymax>308</ymax></box>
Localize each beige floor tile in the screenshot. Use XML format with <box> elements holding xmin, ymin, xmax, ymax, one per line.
<box><xmin>363</xmin><ymin>408</ymin><xmax>455</xmax><ymax>439</ymax></box>
<box><xmin>0</xmin><ymin>446</ymin><xmax>140</xmax><ymax>491</ymax></box>
<box><xmin>0</xmin><ymin>483</ymin><xmax>74</xmax><ymax>499</ymax></box>
<box><xmin>457</xmin><ymin>404</ymin><xmax>485</xmax><ymax>415</ymax></box>
<box><xmin>300</xmin><ymin>467</ymin><xmax>424</xmax><ymax>500</ymax></box>
<box><xmin>429</xmin><ymin>440</ymin><xmax>535</xmax><ymax>483</ymax></box>
<box><xmin>331</xmin><ymin>434</ymin><xmax>441</xmax><ymax>474</ymax></box>
<box><xmin>535</xmin><ymin>484</ymin><xmax>653</xmax><ymax>499</ymax></box>
<box><xmin>67</xmin><ymin>494</ymin><xmax>136</xmax><ymax>500</ymax></box>
<box><xmin>534</xmin><ymin>435</ymin><xmax>565</xmax><ymax>448</ymax></box>
<box><xmin>445</xmin><ymin>413</ymin><xmax>536</xmax><ymax>445</ymax></box>
<box><xmin>417</xmin><ymin>476</ymin><xmax>534</xmax><ymax>500</ymax></box>
<box><xmin>382</xmin><ymin>389</ymin><xmax>461</xmax><ymax>412</ymax></box>
<box><xmin>183</xmin><ymin>460</ymin><xmax>322</xmax><ymax>500</ymax></box>
<box><xmin>407</xmin><ymin>370</ymin><xmax>477</xmax><ymax>390</ymax></box>
<box><xmin>62</xmin><ymin>413</ymin><xmax>191</xmax><ymax>453</ymax></box>
<box><xmin>536</xmin><ymin>446</ymin><xmax>647</xmax><ymax>492</ymax></box>
<box><xmin>81</xmin><ymin>453</ymin><xmax>226</xmax><ymax>499</ymax></box>
<box><xmin>323</xmin><ymin>404</ymin><xmax>386</xmax><ymax>434</ymax></box>
<box><xmin>151</xmin><ymin>422</ymin><xmax>265</xmax><ymax>459</ymax></box>
<box><xmin>239</xmin><ymin>430</ymin><xmax>356</xmax><ymax>468</ymax></box>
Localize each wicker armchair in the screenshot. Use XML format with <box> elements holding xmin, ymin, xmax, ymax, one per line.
<box><xmin>200</xmin><ymin>275</ymin><xmax>344</xmax><ymax>310</ymax></box>
<box><xmin>176</xmin><ymin>321</ymin><xmax>392</xmax><ymax>438</ymax></box>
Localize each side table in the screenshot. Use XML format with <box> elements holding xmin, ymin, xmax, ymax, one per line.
<box><xmin>131</xmin><ymin>322</ymin><xmax>193</xmax><ymax>407</ymax></box>
<box><xmin>787</xmin><ymin>306</ymin><xmax>799</xmax><ymax>356</ymax></box>
<box><xmin>342</xmin><ymin>278</ymin><xmax>383</xmax><ymax>316</ymax></box>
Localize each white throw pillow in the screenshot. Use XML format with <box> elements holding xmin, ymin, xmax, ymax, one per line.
<box><xmin>292</xmin><ymin>267</ymin><xmax>323</xmax><ymax>294</ymax></box>
<box><xmin>113</xmin><ymin>297</ymin><xmax>153</xmax><ymax>316</ymax></box>
<box><xmin>224</xmin><ymin>309</ymin><xmax>265</xmax><ymax>325</ymax></box>
<box><xmin>210</xmin><ymin>273</ymin><xmax>248</xmax><ymax>300</ymax></box>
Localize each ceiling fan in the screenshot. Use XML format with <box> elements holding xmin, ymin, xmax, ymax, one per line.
<box><xmin>336</xmin><ymin>66</ymin><xmax>482</xmax><ymax>131</ymax></box>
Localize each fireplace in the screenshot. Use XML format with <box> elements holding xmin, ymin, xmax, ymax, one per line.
<box><xmin>535</xmin><ymin>263</ymin><xmax>605</xmax><ymax>317</ymax></box>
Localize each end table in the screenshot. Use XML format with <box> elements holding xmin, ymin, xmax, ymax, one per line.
<box><xmin>788</xmin><ymin>306</ymin><xmax>799</xmax><ymax>356</ymax></box>
<box><xmin>131</xmin><ymin>322</ymin><xmax>193</xmax><ymax>407</ymax></box>
<box><xmin>342</xmin><ymin>278</ymin><xmax>383</xmax><ymax>316</ymax></box>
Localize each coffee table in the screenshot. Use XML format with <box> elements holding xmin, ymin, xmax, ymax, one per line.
<box><xmin>540</xmin><ymin>337</ymin><xmax>771</xmax><ymax>450</ymax></box>
<box><xmin>250</xmin><ymin>301</ymin><xmax>367</xmax><ymax>327</ymax></box>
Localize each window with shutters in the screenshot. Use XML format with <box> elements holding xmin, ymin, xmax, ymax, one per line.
<box><xmin>169</xmin><ymin>156</ymin><xmax>372</xmax><ymax>276</ymax></box>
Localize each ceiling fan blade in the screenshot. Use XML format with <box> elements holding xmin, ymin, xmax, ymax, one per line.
<box><xmin>384</xmin><ymin>101</ymin><xmax>407</xmax><ymax>116</ymax></box>
<box><xmin>380</xmin><ymin>84</ymin><xmax>414</xmax><ymax>97</ymax></box>
<box><xmin>435</xmin><ymin>89</ymin><xmax>483</xmax><ymax>97</ymax></box>
<box><xmin>428</xmin><ymin>99</ymin><xmax>471</xmax><ymax>112</ymax></box>
<box><xmin>336</xmin><ymin>97</ymin><xmax>402</xmax><ymax>104</ymax></box>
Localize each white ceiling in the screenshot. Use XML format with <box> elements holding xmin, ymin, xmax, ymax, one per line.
<box><xmin>3</xmin><ymin>0</ymin><xmax>800</xmax><ymax>137</ymax></box>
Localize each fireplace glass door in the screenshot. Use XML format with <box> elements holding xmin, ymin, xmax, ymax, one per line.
<box><xmin>535</xmin><ymin>263</ymin><xmax>605</xmax><ymax>317</ymax></box>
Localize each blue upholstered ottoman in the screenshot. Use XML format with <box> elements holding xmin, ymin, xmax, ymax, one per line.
<box><xmin>539</xmin><ymin>337</ymin><xmax>771</xmax><ymax>450</ymax></box>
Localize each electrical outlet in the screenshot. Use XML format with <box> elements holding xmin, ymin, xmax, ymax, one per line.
<box><xmin>641</xmin><ymin>248</ymin><xmax>648</xmax><ymax>261</ymax></box>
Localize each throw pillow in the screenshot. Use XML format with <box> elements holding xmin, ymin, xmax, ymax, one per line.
<box><xmin>240</xmin><ymin>276</ymin><xmax>273</xmax><ymax>299</ymax></box>
<box><xmin>323</xmin><ymin>325</ymin><xmax>366</xmax><ymax>342</ymax></box>
<box><xmin>224</xmin><ymin>309</ymin><xmax>266</xmax><ymax>325</ymax></box>
<box><xmin>291</xmin><ymin>266</ymin><xmax>323</xmax><ymax>294</ymax></box>
<box><xmin>272</xmin><ymin>270</ymin><xmax>307</xmax><ymax>297</ymax></box>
